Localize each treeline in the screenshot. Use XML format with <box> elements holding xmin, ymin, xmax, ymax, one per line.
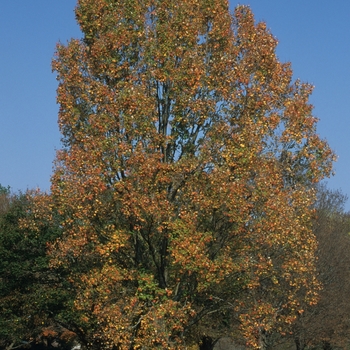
<box><xmin>1</xmin><ymin>184</ymin><xmax>350</xmax><ymax>350</ymax></box>
<box><xmin>0</xmin><ymin>185</ymin><xmax>76</xmax><ymax>350</ymax></box>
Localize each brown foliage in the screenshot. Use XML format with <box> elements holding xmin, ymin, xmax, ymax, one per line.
<box><xmin>34</xmin><ymin>1</ymin><xmax>335</xmax><ymax>348</ymax></box>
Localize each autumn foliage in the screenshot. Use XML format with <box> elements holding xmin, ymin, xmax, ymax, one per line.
<box><xmin>290</xmin><ymin>186</ymin><xmax>350</xmax><ymax>350</ymax></box>
<box><xmin>40</xmin><ymin>0</ymin><xmax>335</xmax><ymax>348</ymax></box>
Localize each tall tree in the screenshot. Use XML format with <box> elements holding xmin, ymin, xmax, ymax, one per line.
<box><xmin>47</xmin><ymin>1</ymin><xmax>334</xmax><ymax>348</ymax></box>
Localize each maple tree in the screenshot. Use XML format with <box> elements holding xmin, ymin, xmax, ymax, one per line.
<box><xmin>45</xmin><ymin>0</ymin><xmax>334</xmax><ymax>348</ymax></box>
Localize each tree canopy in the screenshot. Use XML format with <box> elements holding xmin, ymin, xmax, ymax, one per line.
<box><xmin>0</xmin><ymin>189</ymin><xmax>75</xmax><ymax>349</ymax></box>
<box><xmin>30</xmin><ymin>0</ymin><xmax>335</xmax><ymax>348</ymax></box>
<box><xmin>291</xmin><ymin>185</ymin><xmax>350</xmax><ymax>350</ymax></box>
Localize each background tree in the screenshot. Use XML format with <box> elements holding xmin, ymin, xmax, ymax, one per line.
<box><xmin>46</xmin><ymin>1</ymin><xmax>334</xmax><ymax>348</ymax></box>
<box><xmin>291</xmin><ymin>185</ymin><xmax>350</xmax><ymax>350</ymax></box>
<box><xmin>0</xmin><ymin>184</ymin><xmax>11</xmax><ymax>216</ymax></box>
<box><xmin>0</xmin><ymin>188</ymin><xmax>76</xmax><ymax>350</ymax></box>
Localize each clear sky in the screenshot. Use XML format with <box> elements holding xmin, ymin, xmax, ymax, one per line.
<box><xmin>1</xmin><ymin>1</ymin><xmax>349</xmax><ymax>208</ymax></box>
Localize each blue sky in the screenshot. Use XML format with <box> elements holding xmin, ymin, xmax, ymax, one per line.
<box><xmin>1</xmin><ymin>1</ymin><xmax>349</xmax><ymax>208</ymax></box>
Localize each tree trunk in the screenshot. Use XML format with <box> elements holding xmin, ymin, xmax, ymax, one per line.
<box><xmin>258</xmin><ymin>329</ymin><xmax>272</xmax><ymax>350</ymax></box>
<box><xmin>294</xmin><ymin>336</ymin><xmax>306</xmax><ymax>350</ymax></box>
<box><xmin>199</xmin><ymin>336</ymin><xmax>215</xmax><ymax>350</ymax></box>
<box><xmin>322</xmin><ymin>341</ymin><xmax>332</xmax><ymax>350</ymax></box>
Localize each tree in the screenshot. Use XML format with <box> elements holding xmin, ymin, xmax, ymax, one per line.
<box><xmin>0</xmin><ymin>189</ymin><xmax>76</xmax><ymax>350</ymax></box>
<box><xmin>291</xmin><ymin>185</ymin><xmax>350</xmax><ymax>350</ymax></box>
<box><xmin>46</xmin><ymin>1</ymin><xmax>334</xmax><ymax>348</ymax></box>
<box><xmin>0</xmin><ymin>184</ymin><xmax>11</xmax><ymax>215</ymax></box>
